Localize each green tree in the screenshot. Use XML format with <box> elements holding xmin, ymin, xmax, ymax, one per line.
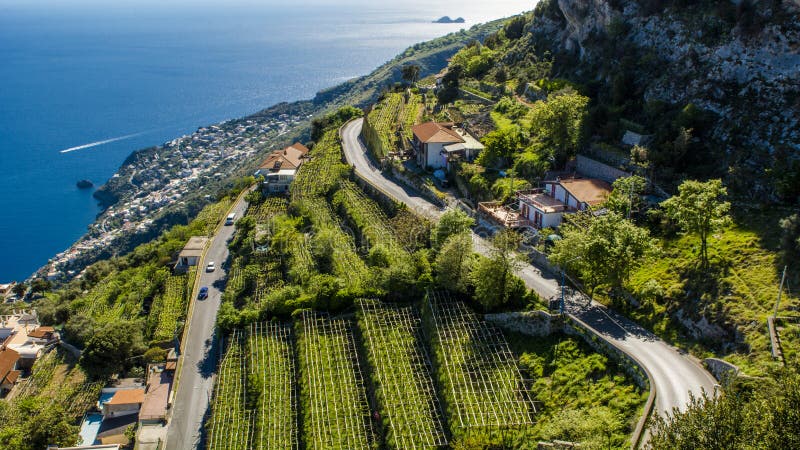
<box><xmin>650</xmin><ymin>368</ymin><xmax>800</xmax><ymax>449</ymax></box>
<box><xmin>80</xmin><ymin>320</ymin><xmax>146</xmax><ymax>380</ymax></box>
<box><xmin>401</xmin><ymin>64</ymin><xmax>420</xmax><ymax>85</ymax></box>
<box><xmin>471</xmin><ymin>230</ymin><xmax>526</xmax><ymax>309</ymax></box>
<box><xmin>550</xmin><ymin>212</ymin><xmax>657</xmax><ymax>295</ymax></box>
<box><xmin>30</xmin><ymin>278</ymin><xmax>52</xmax><ymax>293</ymax></box>
<box><xmin>529</xmin><ymin>92</ymin><xmax>589</xmax><ymax>167</ymax></box>
<box><xmin>503</xmin><ymin>15</ymin><xmax>528</xmax><ymax>40</ymax></box>
<box><xmin>605</xmin><ymin>175</ymin><xmax>647</xmax><ymax>219</ymax></box>
<box><xmin>661</xmin><ymin>179</ymin><xmax>731</xmax><ymax>267</ymax></box>
<box><xmin>434</xmin><ymin>232</ymin><xmax>474</xmax><ymax>293</ymax></box>
<box><xmin>28</xmin><ymin>404</ymin><xmax>79</xmax><ymax>449</ymax></box>
<box><xmin>431</xmin><ymin>209</ymin><xmax>475</xmax><ymax>250</ymax></box>
<box><xmin>477</xmin><ymin>126</ymin><xmax>524</xmax><ymax>166</ymax></box>
<box><xmin>436</xmin><ymin>64</ymin><xmax>462</xmax><ymax>104</ymax></box>
<box><xmin>11</xmin><ymin>282</ymin><xmax>26</xmax><ymax>298</ymax></box>
<box><xmin>513</xmin><ymin>146</ymin><xmax>551</xmax><ymax>182</ymax></box>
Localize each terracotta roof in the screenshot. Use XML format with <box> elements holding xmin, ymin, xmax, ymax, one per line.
<box><xmin>107</xmin><ymin>388</ymin><xmax>145</xmax><ymax>405</ymax></box>
<box><xmin>0</xmin><ymin>348</ymin><xmax>20</xmax><ymax>383</ymax></box>
<box><xmin>164</xmin><ymin>361</ymin><xmax>176</xmax><ymax>371</ymax></box>
<box><xmin>258</xmin><ymin>143</ymin><xmax>309</xmax><ymax>172</ymax></box>
<box><xmin>28</xmin><ymin>326</ymin><xmax>55</xmax><ymax>339</ymax></box>
<box><xmin>412</xmin><ymin>122</ymin><xmax>464</xmax><ymax>144</ymax></box>
<box><xmin>3</xmin><ymin>370</ymin><xmax>20</xmax><ymax>385</ymax></box>
<box><xmin>558</xmin><ymin>178</ymin><xmax>613</xmax><ymax>206</ymax></box>
<box><xmin>286</xmin><ymin>142</ymin><xmax>309</xmax><ymax>156</ymax></box>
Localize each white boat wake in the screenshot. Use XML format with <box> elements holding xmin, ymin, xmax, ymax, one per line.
<box><xmin>59</xmin><ymin>132</ymin><xmax>145</xmax><ymax>154</ymax></box>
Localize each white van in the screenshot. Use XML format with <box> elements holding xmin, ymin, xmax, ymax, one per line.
<box><xmin>225</xmin><ymin>213</ymin><xmax>236</xmax><ymax>225</ymax></box>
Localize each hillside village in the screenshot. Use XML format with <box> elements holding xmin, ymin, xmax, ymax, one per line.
<box><xmin>1</xmin><ymin>1</ymin><xmax>799</xmax><ymax>449</ymax></box>
<box><xmin>38</xmin><ymin>111</ymin><xmax>310</xmax><ymax>283</ymax></box>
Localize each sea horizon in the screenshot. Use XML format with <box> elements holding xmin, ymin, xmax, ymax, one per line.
<box><xmin>0</xmin><ymin>0</ymin><xmax>533</xmax><ymax>281</ymax></box>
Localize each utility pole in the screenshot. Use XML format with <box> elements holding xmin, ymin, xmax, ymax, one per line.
<box><xmin>773</xmin><ymin>265</ymin><xmax>788</xmax><ymax>318</ymax></box>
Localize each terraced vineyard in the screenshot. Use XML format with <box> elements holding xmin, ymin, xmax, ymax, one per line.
<box><xmin>152</xmin><ymin>274</ymin><xmax>189</xmax><ymax>341</ymax></box>
<box><xmin>291</xmin><ymin>130</ymin><xmax>348</xmax><ymax>201</ymax></box>
<box><xmin>333</xmin><ymin>179</ymin><xmax>407</xmax><ymax>253</ymax></box>
<box><xmin>362</xmin><ymin>92</ymin><xmax>422</xmax><ymax>158</ymax></box>
<box><xmin>207</xmin><ymin>331</ymin><xmax>252</xmax><ymax>450</ymax></box>
<box><xmin>248</xmin><ymin>322</ymin><xmax>298</xmax><ymax>450</ymax></box>
<box><xmin>366</xmin><ymin>93</ymin><xmax>404</xmax><ymax>157</ymax></box>
<box><xmin>424</xmin><ymin>291</ymin><xmax>535</xmax><ymax>439</ymax></box>
<box><xmin>297</xmin><ymin>311</ymin><xmax>376</xmax><ymax>450</ymax></box>
<box><xmin>248</xmin><ymin>196</ymin><xmax>289</xmax><ymax>224</ymax></box>
<box><xmin>400</xmin><ymin>93</ymin><xmax>423</xmax><ymax>139</ymax></box>
<box><xmin>295</xmin><ymin>196</ymin><xmax>369</xmax><ymax>289</ymax></box>
<box><xmin>358</xmin><ymin>300</ymin><xmax>448</xmax><ymax>449</ymax></box>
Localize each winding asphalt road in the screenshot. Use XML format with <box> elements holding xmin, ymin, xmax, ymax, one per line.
<box><xmin>342</xmin><ymin>118</ymin><xmax>717</xmax><ymax>419</ymax></box>
<box><xmin>164</xmin><ymin>196</ymin><xmax>249</xmax><ymax>450</ymax></box>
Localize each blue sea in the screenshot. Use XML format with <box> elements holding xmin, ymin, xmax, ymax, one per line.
<box><xmin>0</xmin><ymin>0</ymin><xmax>532</xmax><ymax>281</ymax></box>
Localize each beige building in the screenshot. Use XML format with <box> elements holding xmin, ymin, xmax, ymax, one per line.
<box><xmin>102</xmin><ymin>388</ymin><xmax>145</xmax><ymax>419</ymax></box>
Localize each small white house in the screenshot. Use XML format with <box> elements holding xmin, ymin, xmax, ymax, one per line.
<box><xmin>412</xmin><ymin>122</ymin><xmax>483</xmax><ymax>170</ymax></box>
<box><xmin>517</xmin><ymin>178</ymin><xmax>612</xmax><ymax>229</ymax></box>
<box><xmin>176</xmin><ymin>237</ymin><xmax>208</xmax><ymax>268</ymax></box>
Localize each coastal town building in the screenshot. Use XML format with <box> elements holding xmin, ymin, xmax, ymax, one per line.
<box><xmin>102</xmin><ymin>388</ymin><xmax>145</xmax><ymax>419</ymax></box>
<box><xmin>412</xmin><ymin>122</ymin><xmax>484</xmax><ymax>170</ymax></box>
<box><xmin>0</xmin><ymin>348</ymin><xmax>21</xmax><ymax>395</ymax></box>
<box><xmin>480</xmin><ymin>177</ymin><xmax>613</xmax><ymax>230</ymax></box>
<box><xmin>254</xmin><ymin>142</ymin><xmax>310</xmax><ymax>192</ymax></box>
<box><xmin>176</xmin><ymin>237</ymin><xmax>209</xmax><ymax>269</ymax></box>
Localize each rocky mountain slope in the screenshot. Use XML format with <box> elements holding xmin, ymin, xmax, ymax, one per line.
<box><xmin>527</xmin><ymin>0</ymin><xmax>799</xmax><ymax>199</ymax></box>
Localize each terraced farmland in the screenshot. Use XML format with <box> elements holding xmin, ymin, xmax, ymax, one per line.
<box><xmin>248</xmin><ymin>322</ymin><xmax>299</xmax><ymax>450</ymax></box>
<box><xmin>298</xmin><ymin>311</ymin><xmax>376</xmax><ymax>450</ymax></box>
<box><xmin>358</xmin><ymin>300</ymin><xmax>448</xmax><ymax>449</ymax></box>
<box><xmin>207</xmin><ymin>331</ymin><xmax>252</xmax><ymax>450</ymax></box>
<box><xmin>424</xmin><ymin>291</ymin><xmax>535</xmax><ymax>439</ymax></box>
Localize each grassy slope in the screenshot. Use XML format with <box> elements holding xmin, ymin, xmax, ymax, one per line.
<box><xmin>626</xmin><ymin>207</ymin><xmax>800</xmax><ymax>376</ymax></box>
<box><xmin>506</xmin><ymin>331</ymin><xmax>646</xmax><ymax>449</ymax></box>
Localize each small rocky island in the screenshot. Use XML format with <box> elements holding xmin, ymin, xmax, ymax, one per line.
<box><xmin>76</xmin><ymin>179</ymin><xmax>94</xmax><ymax>189</ymax></box>
<box><xmin>433</xmin><ymin>16</ymin><xmax>465</xmax><ymax>24</ymax></box>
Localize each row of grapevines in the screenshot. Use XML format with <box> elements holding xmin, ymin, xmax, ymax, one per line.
<box><xmin>152</xmin><ymin>274</ymin><xmax>188</xmax><ymax>341</ymax></box>
<box><xmin>207</xmin><ymin>331</ymin><xmax>253</xmax><ymax>450</ymax></box>
<box><xmin>297</xmin><ymin>312</ymin><xmax>377</xmax><ymax>449</ymax></box>
<box><xmin>248</xmin><ymin>322</ymin><xmax>298</xmax><ymax>450</ymax></box>
<box><xmin>291</xmin><ymin>130</ymin><xmax>348</xmax><ymax>201</ymax></box>
<box><xmin>424</xmin><ymin>291</ymin><xmax>535</xmax><ymax>439</ymax></box>
<box><xmin>358</xmin><ymin>300</ymin><xmax>448</xmax><ymax>449</ymax></box>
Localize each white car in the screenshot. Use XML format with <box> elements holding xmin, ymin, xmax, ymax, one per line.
<box><xmin>206</xmin><ymin>261</ymin><xmax>215</xmax><ymax>272</ymax></box>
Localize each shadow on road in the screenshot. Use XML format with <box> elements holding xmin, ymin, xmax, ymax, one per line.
<box><xmin>197</xmin><ymin>333</ymin><xmax>219</xmax><ymax>379</ymax></box>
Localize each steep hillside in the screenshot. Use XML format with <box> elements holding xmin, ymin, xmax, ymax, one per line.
<box><xmin>524</xmin><ymin>0</ymin><xmax>800</xmax><ymax>198</ymax></box>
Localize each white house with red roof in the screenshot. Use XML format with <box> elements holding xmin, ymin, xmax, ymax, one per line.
<box><xmin>412</xmin><ymin>122</ymin><xmax>484</xmax><ymax>170</ymax></box>
<box><xmin>254</xmin><ymin>142</ymin><xmax>310</xmax><ymax>192</ymax></box>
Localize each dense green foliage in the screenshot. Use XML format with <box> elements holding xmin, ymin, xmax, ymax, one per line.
<box><xmin>550</xmin><ymin>212</ymin><xmax>658</xmax><ymax>296</ymax></box>
<box><xmin>509</xmin><ymin>332</ymin><xmax>646</xmax><ymax>449</ymax></box>
<box><xmin>649</xmin><ymin>368</ymin><xmax>800</xmax><ymax>449</ymax></box>
<box><xmin>0</xmin><ymin>351</ymin><xmax>102</xmax><ymax>450</ymax></box>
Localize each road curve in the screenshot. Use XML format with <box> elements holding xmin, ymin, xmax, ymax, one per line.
<box><xmin>342</xmin><ymin>118</ymin><xmax>717</xmax><ymax>419</ymax></box>
<box><xmin>164</xmin><ymin>195</ymin><xmax>249</xmax><ymax>450</ymax></box>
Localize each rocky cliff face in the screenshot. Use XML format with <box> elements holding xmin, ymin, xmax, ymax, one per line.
<box><xmin>531</xmin><ymin>0</ymin><xmax>800</xmax><ymax>198</ymax></box>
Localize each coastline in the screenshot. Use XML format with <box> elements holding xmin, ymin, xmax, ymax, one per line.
<box><xmin>34</xmin><ymin>19</ymin><xmax>507</xmax><ymax>283</ymax></box>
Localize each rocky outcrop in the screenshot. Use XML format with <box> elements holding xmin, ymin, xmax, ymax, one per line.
<box><xmin>557</xmin><ymin>0</ymin><xmax>615</xmax><ymax>54</ymax></box>
<box><xmin>530</xmin><ymin>0</ymin><xmax>800</xmax><ymax>197</ymax></box>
